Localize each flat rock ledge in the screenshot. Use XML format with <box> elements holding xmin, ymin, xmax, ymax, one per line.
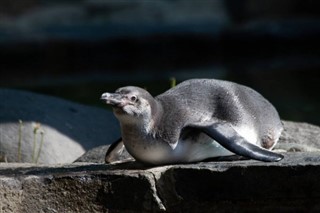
<box><xmin>1</xmin><ymin>152</ymin><xmax>320</xmax><ymax>212</ymax></box>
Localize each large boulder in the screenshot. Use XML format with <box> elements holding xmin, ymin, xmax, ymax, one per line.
<box><xmin>0</xmin><ymin>89</ymin><xmax>120</xmax><ymax>164</ymax></box>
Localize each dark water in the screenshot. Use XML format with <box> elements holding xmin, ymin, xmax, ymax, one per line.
<box><xmin>9</xmin><ymin>62</ymin><xmax>319</xmax><ymax>126</ymax></box>
<box><xmin>0</xmin><ymin>0</ymin><xmax>320</xmax><ymax>127</ymax></box>
<box><xmin>1</xmin><ymin>33</ymin><xmax>319</xmax><ymax>126</ymax></box>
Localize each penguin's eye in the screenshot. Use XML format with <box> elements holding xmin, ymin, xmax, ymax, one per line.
<box><xmin>130</xmin><ymin>95</ymin><xmax>137</xmax><ymax>102</ymax></box>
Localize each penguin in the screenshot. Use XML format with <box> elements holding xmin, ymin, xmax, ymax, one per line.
<box><xmin>101</xmin><ymin>79</ymin><xmax>283</xmax><ymax>165</ymax></box>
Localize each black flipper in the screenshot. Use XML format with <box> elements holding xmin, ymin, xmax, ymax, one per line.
<box><xmin>190</xmin><ymin>123</ymin><xmax>283</xmax><ymax>162</ymax></box>
<box><xmin>105</xmin><ymin>138</ymin><xmax>133</xmax><ymax>163</ymax></box>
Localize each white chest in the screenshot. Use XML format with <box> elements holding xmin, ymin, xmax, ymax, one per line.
<box><xmin>123</xmin><ymin>132</ymin><xmax>234</xmax><ymax>165</ymax></box>
<box><xmin>121</xmin><ymin>122</ymin><xmax>259</xmax><ymax>165</ymax></box>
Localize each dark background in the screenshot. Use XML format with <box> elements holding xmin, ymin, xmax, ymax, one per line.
<box><xmin>0</xmin><ymin>0</ymin><xmax>319</xmax><ymax>125</ymax></box>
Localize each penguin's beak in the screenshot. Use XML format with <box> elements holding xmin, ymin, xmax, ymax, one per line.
<box><xmin>101</xmin><ymin>93</ymin><xmax>125</xmax><ymax>107</ymax></box>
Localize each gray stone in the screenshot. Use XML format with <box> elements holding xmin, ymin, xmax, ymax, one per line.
<box><xmin>75</xmin><ymin>143</ymin><xmax>134</xmax><ymax>164</ymax></box>
<box><xmin>1</xmin><ymin>152</ymin><xmax>320</xmax><ymax>212</ymax></box>
<box><xmin>276</xmin><ymin>120</ymin><xmax>320</xmax><ymax>152</ymax></box>
<box><xmin>0</xmin><ymin>89</ymin><xmax>120</xmax><ymax>164</ymax></box>
<box><xmin>75</xmin><ymin>145</ymin><xmax>110</xmax><ymax>163</ymax></box>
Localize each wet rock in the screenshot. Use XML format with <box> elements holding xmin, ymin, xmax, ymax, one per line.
<box><xmin>0</xmin><ymin>89</ymin><xmax>120</xmax><ymax>164</ymax></box>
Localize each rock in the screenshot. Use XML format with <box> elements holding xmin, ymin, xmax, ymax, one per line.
<box><xmin>0</xmin><ymin>89</ymin><xmax>120</xmax><ymax>164</ymax></box>
<box><xmin>276</xmin><ymin>120</ymin><xmax>320</xmax><ymax>152</ymax></box>
<box><xmin>75</xmin><ymin>145</ymin><xmax>110</xmax><ymax>163</ymax></box>
<box><xmin>76</xmin><ymin>120</ymin><xmax>320</xmax><ymax>163</ymax></box>
<box><xmin>1</xmin><ymin>152</ymin><xmax>320</xmax><ymax>212</ymax></box>
<box><xmin>75</xmin><ymin>142</ymin><xmax>134</xmax><ymax>164</ymax></box>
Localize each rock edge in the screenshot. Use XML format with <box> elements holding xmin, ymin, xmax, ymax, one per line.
<box><xmin>1</xmin><ymin>152</ymin><xmax>320</xmax><ymax>212</ymax></box>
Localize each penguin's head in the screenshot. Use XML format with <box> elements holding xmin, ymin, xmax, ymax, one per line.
<box><xmin>101</xmin><ymin>86</ymin><xmax>156</xmax><ymax>124</ymax></box>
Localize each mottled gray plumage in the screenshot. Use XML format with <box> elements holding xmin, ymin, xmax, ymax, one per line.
<box><xmin>101</xmin><ymin>79</ymin><xmax>283</xmax><ymax>165</ymax></box>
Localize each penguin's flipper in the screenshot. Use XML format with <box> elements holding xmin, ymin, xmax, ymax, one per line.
<box><xmin>105</xmin><ymin>138</ymin><xmax>133</xmax><ymax>164</ymax></box>
<box><xmin>189</xmin><ymin>122</ymin><xmax>283</xmax><ymax>162</ymax></box>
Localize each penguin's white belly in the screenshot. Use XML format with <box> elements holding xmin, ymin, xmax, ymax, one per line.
<box><xmin>126</xmin><ymin>133</ymin><xmax>236</xmax><ymax>165</ymax></box>
<box><xmin>173</xmin><ymin>133</ymin><xmax>234</xmax><ymax>163</ymax></box>
<box><xmin>125</xmin><ymin>125</ymin><xmax>260</xmax><ymax>165</ymax></box>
